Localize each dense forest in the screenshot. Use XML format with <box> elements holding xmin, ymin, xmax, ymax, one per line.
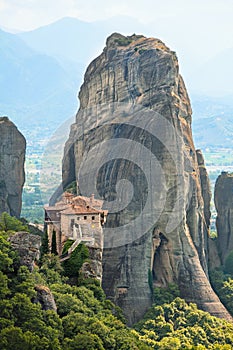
<box><xmin>1</xmin><ymin>213</ymin><xmax>233</xmax><ymax>349</ymax></box>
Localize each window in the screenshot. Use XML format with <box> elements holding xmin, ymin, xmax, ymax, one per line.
<box><xmin>92</xmin><ymin>216</ymin><xmax>95</xmax><ymax>220</ymax></box>
<box><xmin>84</xmin><ymin>216</ymin><xmax>87</xmax><ymax>220</ymax></box>
<box><xmin>77</xmin><ymin>217</ymin><xmax>80</xmax><ymax>220</ymax></box>
<box><xmin>71</xmin><ymin>219</ymin><xmax>74</xmax><ymax>226</ymax></box>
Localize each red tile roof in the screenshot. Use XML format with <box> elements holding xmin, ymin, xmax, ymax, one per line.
<box><xmin>61</xmin><ymin>205</ymin><xmax>103</xmax><ymax>215</ymax></box>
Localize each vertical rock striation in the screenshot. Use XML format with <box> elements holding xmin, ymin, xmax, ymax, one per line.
<box><xmin>0</xmin><ymin>117</ymin><xmax>26</xmax><ymax>217</ymax></box>
<box><xmin>214</xmin><ymin>172</ymin><xmax>233</xmax><ymax>264</ymax></box>
<box><xmin>62</xmin><ymin>33</ymin><xmax>232</xmax><ymax>324</ymax></box>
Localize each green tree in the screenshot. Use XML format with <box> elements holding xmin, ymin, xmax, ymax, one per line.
<box><xmin>0</xmin><ymin>231</ymin><xmax>19</xmax><ymax>274</ymax></box>
<box><xmin>13</xmin><ymin>266</ymin><xmax>36</xmax><ymax>298</ymax></box>
<box><xmin>40</xmin><ymin>230</ymin><xmax>49</xmax><ymax>259</ymax></box>
<box><xmin>158</xmin><ymin>336</ymin><xmax>181</xmax><ymax>349</ymax></box>
<box><xmin>0</xmin><ymin>212</ymin><xmax>28</xmax><ymax>232</ymax></box>
<box><xmin>0</xmin><ymin>272</ymin><xmax>10</xmax><ymax>299</ymax></box>
<box><xmin>62</xmin><ymin>243</ymin><xmax>89</xmax><ymax>280</ymax></box>
<box><xmin>40</xmin><ymin>254</ymin><xmax>65</xmax><ymax>285</ymax></box>
<box><xmin>134</xmin><ymin>297</ymin><xmax>233</xmax><ymax>349</ymax></box>
<box><xmin>153</xmin><ymin>283</ymin><xmax>180</xmax><ymax>305</ymax></box>
<box><xmin>63</xmin><ymin>332</ymin><xmax>104</xmax><ymax>350</ymax></box>
<box><xmin>224</xmin><ymin>250</ymin><xmax>233</xmax><ymax>276</ymax></box>
<box><xmin>219</xmin><ymin>279</ymin><xmax>233</xmax><ymax>315</ymax></box>
<box><xmin>51</xmin><ymin>230</ymin><xmax>58</xmax><ymax>255</ymax></box>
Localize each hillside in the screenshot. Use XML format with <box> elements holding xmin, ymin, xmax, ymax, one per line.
<box><xmin>1</xmin><ymin>213</ymin><xmax>233</xmax><ymax>349</ymax></box>
<box><xmin>193</xmin><ymin>113</ymin><xmax>233</xmax><ymax>149</ymax></box>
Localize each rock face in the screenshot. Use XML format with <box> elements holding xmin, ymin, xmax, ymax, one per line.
<box><xmin>196</xmin><ymin>150</ymin><xmax>211</xmax><ymax>230</ymax></box>
<box><xmin>8</xmin><ymin>232</ymin><xmax>41</xmax><ymax>272</ymax></box>
<box><xmin>61</xmin><ymin>33</ymin><xmax>232</xmax><ymax>324</ymax></box>
<box><xmin>0</xmin><ymin>117</ymin><xmax>26</xmax><ymax>217</ymax></box>
<box><xmin>80</xmin><ymin>248</ymin><xmax>103</xmax><ymax>281</ymax></box>
<box><xmin>214</xmin><ymin>172</ymin><xmax>233</xmax><ymax>264</ymax></box>
<box><xmin>34</xmin><ymin>285</ymin><xmax>57</xmax><ymax>311</ymax></box>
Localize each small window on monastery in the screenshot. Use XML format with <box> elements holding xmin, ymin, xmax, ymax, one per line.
<box><xmin>71</xmin><ymin>219</ymin><xmax>74</xmax><ymax>226</ymax></box>
<box><xmin>92</xmin><ymin>216</ymin><xmax>95</xmax><ymax>220</ymax></box>
<box><xmin>84</xmin><ymin>216</ymin><xmax>87</xmax><ymax>220</ymax></box>
<box><xmin>77</xmin><ymin>217</ymin><xmax>80</xmax><ymax>220</ymax></box>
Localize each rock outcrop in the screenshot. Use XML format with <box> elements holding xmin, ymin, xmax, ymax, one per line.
<box><xmin>214</xmin><ymin>172</ymin><xmax>233</xmax><ymax>264</ymax></box>
<box><xmin>8</xmin><ymin>231</ymin><xmax>41</xmax><ymax>271</ymax></box>
<box><xmin>196</xmin><ymin>149</ymin><xmax>220</xmax><ymax>269</ymax></box>
<box><xmin>0</xmin><ymin>117</ymin><xmax>26</xmax><ymax>217</ymax></box>
<box><xmin>34</xmin><ymin>285</ymin><xmax>57</xmax><ymax>311</ymax></box>
<box><xmin>196</xmin><ymin>150</ymin><xmax>211</xmax><ymax>230</ymax></box>
<box><xmin>61</xmin><ymin>33</ymin><xmax>232</xmax><ymax>324</ymax></box>
<box><xmin>80</xmin><ymin>248</ymin><xmax>103</xmax><ymax>281</ymax></box>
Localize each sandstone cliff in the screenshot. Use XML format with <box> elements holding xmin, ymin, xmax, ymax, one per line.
<box><xmin>8</xmin><ymin>231</ymin><xmax>57</xmax><ymax>312</ymax></box>
<box><xmin>8</xmin><ymin>231</ymin><xmax>41</xmax><ymax>271</ymax></box>
<box><xmin>61</xmin><ymin>33</ymin><xmax>231</xmax><ymax>324</ymax></box>
<box><xmin>0</xmin><ymin>117</ymin><xmax>26</xmax><ymax>217</ymax></box>
<box><xmin>214</xmin><ymin>172</ymin><xmax>233</xmax><ymax>264</ymax></box>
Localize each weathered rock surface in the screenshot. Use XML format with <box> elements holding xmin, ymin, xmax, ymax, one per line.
<box><xmin>80</xmin><ymin>247</ymin><xmax>103</xmax><ymax>281</ymax></box>
<box><xmin>196</xmin><ymin>149</ymin><xmax>221</xmax><ymax>269</ymax></box>
<box><xmin>62</xmin><ymin>33</ymin><xmax>232</xmax><ymax>324</ymax></box>
<box><xmin>8</xmin><ymin>231</ymin><xmax>41</xmax><ymax>272</ymax></box>
<box><xmin>214</xmin><ymin>172</ymin><xmax>233</xmax><ymax>264</ymax></box>
<box><xmin>34</xmin><ymin>285</ymin><xmax>57</xmax><ymax>311</ymax></box>
<box><xmin>196</xmin><ymin>150</ymin><xmax>211</xmax><ymax>230</ymax></box>
<box><xmin>0</xmin><ymin>117</ymin><xmax>26</xmax><ymax>217</ymax></box>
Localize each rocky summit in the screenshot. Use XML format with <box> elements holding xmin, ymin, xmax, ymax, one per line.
<box><xmin>61</xmin><ymin>33</ymin><xmax>232</xmax><ymax>324</ymax></box>
<box><xmin>0</xmin><ymin>117</ymin><xmax>26</xmax><ymax>218</ymax></box>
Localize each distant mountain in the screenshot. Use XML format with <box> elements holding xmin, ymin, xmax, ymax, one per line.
<box><xmin>191</xmin><ymin>94</ymin><xmax>233</xmax><ymax>149</ymax></box>
<box><xmin>0</xmin><ymin>28</ymin><xmax>81</xmax><ymax>128</ymax></box>
<box><xmin>1</xmin><ymin>16</ymin><xmax>145</xmax><ymax>130</ymax></box>
<box><xmin>1</xmin><ymin>18</ymin><xmax>233</xmax><ymax>150</ymax></box>
<box><xmin>18</xmin><ymin>17</ymin><xmax>102</xmax><ymax>64</ymax></box>
<box><xmin>193</xmin><ymin>112</ymin><xmax>233</xmax><ymax>149</ymax></box>
<box><xmin>191</xmin><ymin>94</ymin><xmax>233</xmax><ymax>119</ymax></box>
<box><xmin>18</xmin><ymin>16</ymin><xmax>145</xmax><ymax>64</ymax></box>
<box><xmin>188</xmin><ymin>47</ymin><xmax>233</xmax><ymax>97</ymax></box>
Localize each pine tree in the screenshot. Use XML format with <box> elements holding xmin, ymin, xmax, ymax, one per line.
<box><xmin>51</xmin><ymin>230</ymin><xmax>58</xmax><ymax>255</ymax></box>
<box><xmin>40</xmin><ymin>230</ymin><xmax>49</xmax><ymax>259</ymax></box>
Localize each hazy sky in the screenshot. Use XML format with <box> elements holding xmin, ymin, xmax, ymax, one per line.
<box><xmin>0</xmin><ymin>0</ymin><xmax>233</xmax><ymax>36</ymax></box>
<box><xmin>1</xmin><ymin>1</ymin><xmax>233</xmax><ymax>55</ymax></box>
<box><xmin>1</xmin><ymin>0</ymin><xmax>233</xmax><ymax>96</ymax></box>
<box><xmin>1</xmin><ymin>1</ymin><xmax>233</xmax><ymax>57</ymax></box>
